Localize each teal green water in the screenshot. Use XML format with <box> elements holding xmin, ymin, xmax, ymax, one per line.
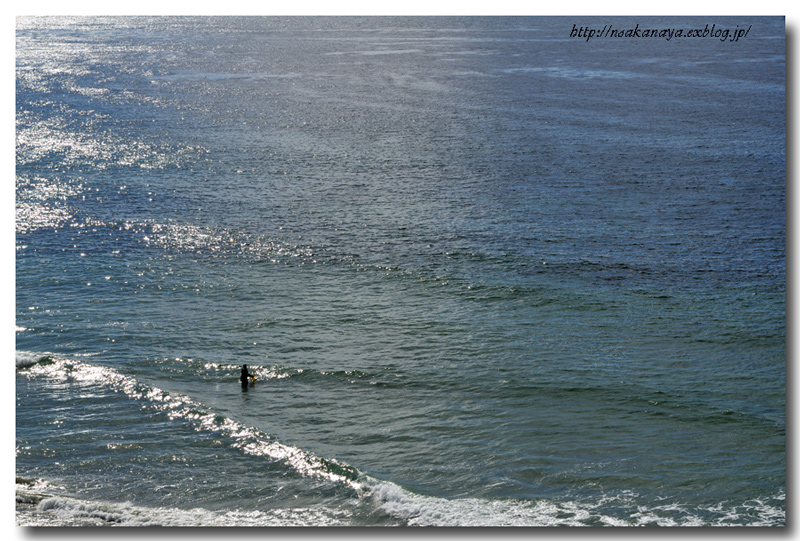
<box><xmin>16</xmin><ymin>16</ymin><xmax>784</xmax><ymax>526</ymax></box>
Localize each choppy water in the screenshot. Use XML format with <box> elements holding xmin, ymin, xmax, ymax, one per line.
<box><xmin>16</xmin><ymin>16</ymin><xmax>785</xmax><ymax>527</ymax></box>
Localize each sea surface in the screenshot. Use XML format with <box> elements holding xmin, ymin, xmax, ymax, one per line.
<box><xmin>15</xmin><ymin>16</ymin><xmax>785</xmax><ymax>527</ymax></box>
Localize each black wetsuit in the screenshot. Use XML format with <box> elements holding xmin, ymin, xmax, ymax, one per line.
<box><xmin>240</xmin><ymin>365</ymin><xmax>251</xmax><ymax>385</ymax></box>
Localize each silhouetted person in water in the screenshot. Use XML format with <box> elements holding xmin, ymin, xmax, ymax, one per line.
<box><xmin>241</xmin><ymin>364</ymin><xmax>253</xmax><ymax>387</ymax></box>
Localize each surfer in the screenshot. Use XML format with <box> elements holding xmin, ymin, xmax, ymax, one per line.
<box><xmin>240</xmin><ymin>364</ymin><xmax>254</xmax><ymax>387</ymax></box>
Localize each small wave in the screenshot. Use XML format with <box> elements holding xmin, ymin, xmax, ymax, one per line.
<box><xmin>361</xmin><ymin>478</ymin><xmax>627</xmax><ymax>526</ymax></box>
<box><xmin>197</xmin><ymin>360</ymin><xmax>390</xmax><ymax>387</ymax></box>
<box><xmin>16</xmin><ymin>351</ymin><xmax>54</xmax><ymax>368</ymax></box>
<box><xmin>16</xmin><ymin>476</ymin><xmax>52</xmax><ymax>492</ymax></box>
<box><xmin>500</xmin><ymin>66</ymin><xmax>645</xmax><ymax>80</ymax></box>
<box><xmin>199</xmin><ymin>361</ymin><xmax>298</xmax><ymax>381</ymax></box>
<box><xmin>19</xmin><ymin>353</ymin><xmax>360</xmax><ymax>487</ymax></box>
<box><xmin>20</xmin><ymin>477</ymin><xmax>785</xmax><ymax>527</ymax></box>
<box><xmin>26</xmin><ymin>495</ymin><xmax>351</xmax><ymax>527</ymax></box>
<box><xmin>361</xmin><ymin>478</ymin><xmax>785</xmax><ymax>527</ymax></box>
<box><xmin>16</xmin><ymin>477</ymin><xmax>57</xmax><ymax>509</ymax></box>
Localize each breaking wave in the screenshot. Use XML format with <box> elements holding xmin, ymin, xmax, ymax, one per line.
<box><xmin>17</xmin><ymin>351</ymin><xmax>785</xmax><ymax>527</ymax></box>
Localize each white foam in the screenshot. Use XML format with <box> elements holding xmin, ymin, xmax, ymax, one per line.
<box><xmin>15</xmin><ymin>477</ymin><xmax>56</xmax><ymax>506</ymax></box>
<box><xmin>361</xmin><ymin>477</ymin><xmax>595</xmax><ymax>526</ymax></box>
<box><xmin>15</xmin><ymin>350</ymin><xmax>50</xmax><ymax>368</ymax></box>
<box><xmin>31</xmin><ymin>496</ymin><xmax>350</xmax><ymax>527</ymax></box>
<box><xmin>360</xmin><ymin>477</ymin><xmax>785</xmax><ymax>527</ymax></box>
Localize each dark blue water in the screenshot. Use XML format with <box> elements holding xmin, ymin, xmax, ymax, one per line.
<box><xmin>16</xmin><ymin>16</ymin><xmax>784</xmax><ymax>526</ymax></box>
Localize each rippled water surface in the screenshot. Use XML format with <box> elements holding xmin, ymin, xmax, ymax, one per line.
<box><xmin>16</xmin><ymin>16</ymin><xmax>785</xmax><ymax>526</ymax></box>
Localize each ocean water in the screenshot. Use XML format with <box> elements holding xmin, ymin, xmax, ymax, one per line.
<box><xmin>15</xmin><ymin>16</ymin><xmax>785</xmax><ymax>527</ymax></box>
